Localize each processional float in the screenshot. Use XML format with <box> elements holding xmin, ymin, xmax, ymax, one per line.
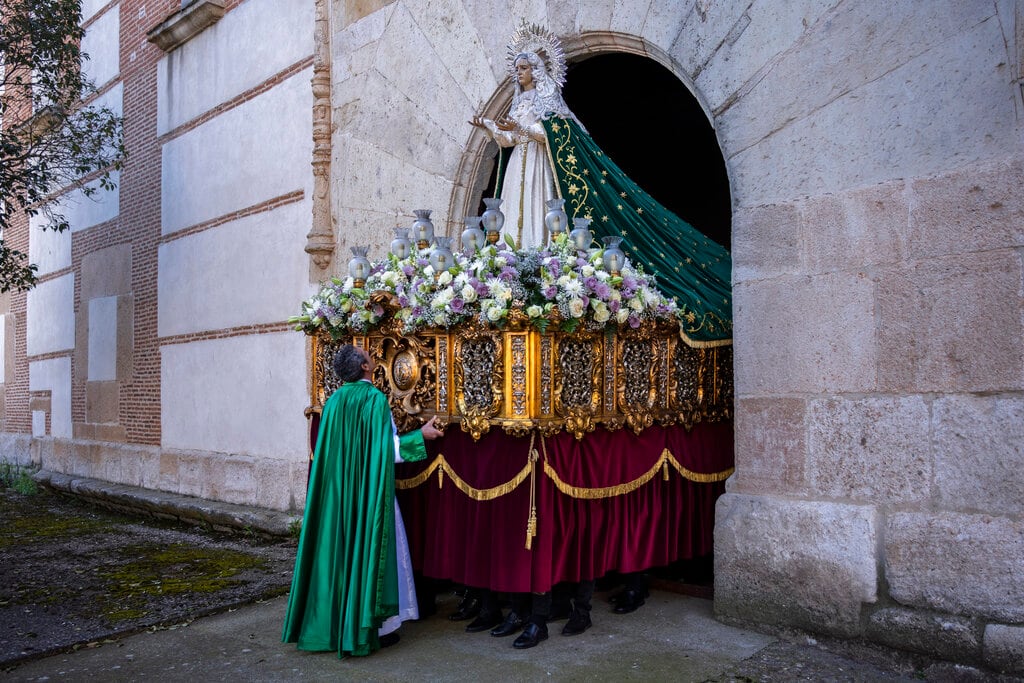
<box><xmin>294</xmin><ymin>199</ymin><xmax>735</xmax><ymax>593</ymax></box>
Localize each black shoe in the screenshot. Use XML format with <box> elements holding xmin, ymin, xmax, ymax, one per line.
<box><xmin>490</xmin><ymin>611</ymin><xmax>525</xmax><ymax>637</ymax></box>
<box><xmin>379</xmin><ymin>632</ymin><xmax>400</xmax><ymax>648</ymax></box>
<box><xmin>561</xmin><ymin>610</ymin><xmax>592</xmax><ymax>636</ymax></box>
<box><xmin>512</xmin><ymin>622</ymin><xmax>548</xmax><ymax>649</ymax></box>
<box><xmin>612</xmin><ymin>589</ymin><xmax>645</xmax><ymax>614</ymax></box>
<box><xmin>609</xmin><ymin>587</ymin><xmax>649</xmax><ymax>605</ymax></box>
<box><xmin>465</xmin><ymin>610</ymin><xmax>503</xmax><ymax>633</ymax></box>
<box><xmin>448</xmin><ymin>596</ymin><xmax>482</xmax><ymax>621</ymax></box>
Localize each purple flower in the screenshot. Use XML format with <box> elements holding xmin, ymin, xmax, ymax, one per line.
<box><xmin>500</xmin><ymin>266</ymin><xmax>517</xmax><ymax>281</ymax></box>
<box><xmin>547</xmin><ymin>258</ymin><xmax>561</xmax><ymax>272</ymax></box>
<box><xmin>583</xmin><ymin>276</ymin><xmax>599</xmax><ymax>291</ymax></box>
<box><xmin>543</xmin><ymin>285</ymin><xmax>557</xmax><ymax>300</ymax></box>
<box><xmin>416</xmin><ymin>257</ymin><xmax>429</xmax><ymax>268</ymax></box>
<box><xmin>628</xmin><ymin>314</ymin><xmax>641</xmax><ymax>329</ymax></box>
<box><xmin>608</xmin><ymin>300</ymin><xmax>620</xmax><ymax>313</ymax></box>
<box><xmin>402</xmin><ymin>265</ymin><xmax>415</xmax><ymax>277</ymax></box>
<box><xmin>450</xmin><ymin>298</ymin><xmax>465</xmax><ymax>313</ymax></box>
<box><xmin>576</xmin><ymin>257</ymin><xmax>588</xmax><ymax>267</ymax></box>
<box><xmin>398</xmin><ymin>295</ymin><xmax>410</xmax><ymax>307</ymax></box>
<box><xmin>593</xmin><ymin>282</ymin><xmax>612</xmax><ymax>299</ymax></box>
<box><xmin>371</xmin><ymin>304</ymin><xmax>384</xmax><ymax>317</ymax></box>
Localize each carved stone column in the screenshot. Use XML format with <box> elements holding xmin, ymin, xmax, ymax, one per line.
<box><xmin>305</xmin><ymin>0</ymin><xmax>335</xmax><ymax>277</ymax></box>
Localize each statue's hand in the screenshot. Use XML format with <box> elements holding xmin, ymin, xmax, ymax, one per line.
<box><xmin>495</xmin><ymin>117</ymin><xmax>517</xmax><ymax>132</ymax></box>
<box><xmin>469</xmin><ymin>116</ymin><xmax>487</xmax><ymax>128</ymax></box>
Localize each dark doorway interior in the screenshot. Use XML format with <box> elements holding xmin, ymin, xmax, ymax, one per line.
<box><xmin>477</xmin><ymin>52</ymin><xmax>732</xmax><ymax>250</ymax></box>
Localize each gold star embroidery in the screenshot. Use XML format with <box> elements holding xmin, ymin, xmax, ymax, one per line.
<box><xmin>686</xmin><ymin>312</ymin><xmax>696</xmax><ymax>324</ymax></box>
<box><xmin>600</xmin><ymin>179</ymin><xmax>606</xmax><ymax>184</ymax></box>
<box><xmin>601</xmin><ymin>215</ymin><xmax>609</xmax><ymax>222</ymax></box>
<box><xmin>659</xmin><ymin>252</ymin><xmax>665</xmax><ymax>258</ymax></box>
<box><xmin>616</xmin><ymin>204</ymin><xmax>623</xmax><ymax>210</ymax></box>
<box><xmin>619</xmin><ymin>192</ymin><xmax>627</xmax><ymax>198</ymax></box>
<box><xmin>601</xmin><ymin>170</ymin><xmax>608</xmax><ymax>176</ymax></box>
<box><xmin>636</xmin><ymin>207</ymin><xmax>643</xmax><ymax>215</ymax></box>
<box><xmin>582</xmin><ymin>169</ymin><xmax>589</xmax><ymax>175</ymax></box>
<box><xmin>551</xmin><ymin>122</ymin><xmax>561</xmax><ymax>133</ymax></box>
<box><xmin>685</xmin><ymin>257</ymin><xmax>692</xmax><ymax>264</ymax></box>
<box><xmin>568</xmin><ymin>184</ymin><xmax>580</xmax><ymax>196</ymax></box>
<box><xmin>566</xmin><ymin>154</ymin><xmax>577</xmax><ymax>164</ymax></box>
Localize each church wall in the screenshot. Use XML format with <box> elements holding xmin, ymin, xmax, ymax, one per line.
<box><xmin>2</xmin><ymin>0</ymin><xmax>315</xmax><ymax>514</ymax></box>
<box><xmin>328</xmin><ymin>0</ymin><xmax>1023</xmax><ymax>670</ymax></box>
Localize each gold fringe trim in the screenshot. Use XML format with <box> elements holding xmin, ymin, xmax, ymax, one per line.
<box><xmin>398</xmin><ymin>448</ymin><xmax>734</xmax><ymax>500</ymax></box>
<box><xmin>678</xmin><ymin>329</ymin><xmax>733</xmax><ymax>349</ymax></box>
<box><xmin>396</xmin><ymin>454</ymin><xmax>533</xmax><ymax>501</ymax></box>
<box><xmin>544</xmin><ymin>448</ymin><xmax>734</xmax><ymax>499</ymax></box>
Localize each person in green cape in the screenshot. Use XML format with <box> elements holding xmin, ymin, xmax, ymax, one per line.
<box><xmin>282</xmin><ymin>344</ymin><xmax>442</xmax><ymax>657</ymax></box>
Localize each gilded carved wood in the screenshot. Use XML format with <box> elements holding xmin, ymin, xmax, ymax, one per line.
<box><xmin>310</xmin><ymin>322</ymin><xmax>732</xmax><ymax>440</ymax></box>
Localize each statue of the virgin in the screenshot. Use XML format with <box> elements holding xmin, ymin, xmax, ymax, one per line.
<box><xmin>471</xmin><ymin>23</ymin><xmax>733</xmax><ymax>345</ymax></box>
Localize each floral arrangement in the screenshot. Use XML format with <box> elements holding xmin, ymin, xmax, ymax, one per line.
<box><xmin>290</xmin><ymin>233</ymin><xmax>682</xmax><ymax>338</ymax></box>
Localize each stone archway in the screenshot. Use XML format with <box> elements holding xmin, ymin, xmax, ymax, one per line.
<box><xmin>451</xmin><ymin>33</ymin><xmax>736</xmax><ymax>591</ymax></box>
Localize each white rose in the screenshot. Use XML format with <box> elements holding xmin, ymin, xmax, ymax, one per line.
<box><xmin>568</xmin><ymin>297</ymin><xmax>586</xmax><ymax>318</ymax></box>
<box><xmin>594</xmin><ymin>307</ymin><xmax>611</xmax><ymax>323</ymax></box>
<box><xmin>526</xmin><ymin>305</ymin><xmax>543</xmax><ymax>318</ymax></box>
<box><xmin>485</xmin><ymin>303</ymin><xmax>504</xmax><ymax>322</ymax></box>
<box><xmin>437</xmin><ymin>271</ymin><xmax>453</xmax><ymax>286</ymax></box>
<box><xmin>461</xmin><ymin>284</ymin><xmax>478</xmax><ymax>302</ymax></box>
<box><xmin>423</xmin><ymin>265</ymin><xmax>435</xmax><ymax>277</ymax></box>
<box><xmin>433</xmin><ymin>313</ymin><xmax>446</xmax><ymax>326</ymax></box>
<box><xmin>628</xmin><ymin>297</ymin><xmax>644</xmax><ymax>312</ymax></box>
<box><xmin>340</xmin><ymin>299</ymin><xmax>355</xmax><ymax>313</ymax></box>
<box><xmin>581</xmin><ymin>265</ymin><xmax>595</xmax><ymax>278</ymax></box>
<box><xmin>616</xmin><ymin>309</ymin><xmax>630</xmax><ymax>324</ymax></box>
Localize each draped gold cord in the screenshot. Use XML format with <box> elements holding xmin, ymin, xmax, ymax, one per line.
<box><xmin>396</xmin><ymin>445</ymin><xmax>734</xmax><ymax>501</ymax></box>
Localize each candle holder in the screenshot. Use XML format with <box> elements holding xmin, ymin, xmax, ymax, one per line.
<box><xmin>481</xmin><ymin>198</ymin><xmax>505</xmax><ymax>244</ymax></box>
<box><xmin>391</xmin><ymin>228</ymin><xmax>412</xmax><ymax>260</ymax></box>
<box><xmin>461</xmin><ymin>216</ymin><xmax>485</xmax><ymax>254</ymax></box>
<box><xmin>348</xmin><ymin>246</ymin><xmax>371</xmax><ymax>288</ymax></box>
<box><xmin>569</xmin><ymin>217</ymin><xmax>593</xmax><ymax>251</ymax></box>
<box><xmin>601</xmin><ymin>235</ymin><xmax>626</xmax><ymax>275</ymax></box>
<box><xmin>412</xmin><ymin>209</ymin><xmax>435</xmax><ymax>249</ymax></box>
<box><xmin>429</xmin><ymin>236</ymin><xmax>454</xmax><ymax>277</ymax></box>
<box><xmin>544</xmin><ymin>198</ymin><xmax>568</xmax><ymax>240</ymax></box>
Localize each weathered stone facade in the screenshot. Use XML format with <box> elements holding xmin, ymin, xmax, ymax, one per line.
<box><xmin>2</xmin><ymin>0</ymin><xmax>1021</xmax><ymax>670</ymax></box>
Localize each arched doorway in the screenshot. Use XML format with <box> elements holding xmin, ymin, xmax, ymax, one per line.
<box><xmin>465</xmin><ymin>49</ymin><xmax>734</xmax><ymax>597</ymax></box>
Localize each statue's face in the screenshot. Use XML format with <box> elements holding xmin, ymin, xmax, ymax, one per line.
<box><xmin>515</xmin><ymin>57</ymin><xmax>535</xmax><ymax>90</ymax></box>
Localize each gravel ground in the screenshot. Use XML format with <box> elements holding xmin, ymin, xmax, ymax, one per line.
<box><xmin>0</xmin><ymin>487</ymin><xmax>296</xmax><ymax>670</ymax></box>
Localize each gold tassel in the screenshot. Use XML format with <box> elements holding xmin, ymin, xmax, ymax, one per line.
<box><xmin>662</xmin><ymin>459</ymin><xmax>669</xmax><ymax>481</ymax></box>
<box><xmin>438</xmin><ymin>465</ymin><xmax>443</xmax><ymax>489</ymax></box>
<box><xmin>526</xmin><ymin>431</ymin><xmax>537</xmax><ymax>550</ymax></box>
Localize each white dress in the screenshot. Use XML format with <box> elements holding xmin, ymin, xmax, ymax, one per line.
<box><xmin>482</xmin><ymin>89</ymin><xmax>557</xmax><ymax>249</ymax></box>
<box><xmin>378</xmin><ymin>419</ymin><xmax>420</xmax><ymax>636</ymax></box>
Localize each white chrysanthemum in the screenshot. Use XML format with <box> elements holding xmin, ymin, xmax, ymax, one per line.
<box><xmin>494</xmin><ymin>256</ymin><xmax>508</xmax><ymax>268</ymax></box>
<box><xmin>381</xmin><ymin>271</ymin><xmax>400</xmax><ymax>287</ymax></box>
<box><xmin>562</xmin><ymin>278</ymin><xmax>584</xmax><ymax>297</ymax></box>
<box><xmin>641</xmin><ymin>287</ymin><xmax>660</xmax><ymax>306</ymax></box>
<box><xmin>454</xmin><ymin>272</ymin><xmax>470</xmax><ymax>288</ymax></box>
<box><xmin>341</xmin><ymin>277</ymin><xmax>355</xmax><ymax>293</ymax></box>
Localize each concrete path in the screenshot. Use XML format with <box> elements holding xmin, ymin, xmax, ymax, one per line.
<box><xmin>5</xmin><ymin>591</ymin><xmax>929</xmax><ymax>682</ymax></box>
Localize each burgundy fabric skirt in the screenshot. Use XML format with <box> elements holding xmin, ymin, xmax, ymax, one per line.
<box><xmin>395</xmin><ymin>421</ymin><xmax>733</xmax><ymax>593</ymax></box>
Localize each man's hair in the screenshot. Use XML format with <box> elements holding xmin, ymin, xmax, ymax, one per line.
<box><xmin>333</xmin><ymin>345</ymin><xmax>367</xmax><ymax>383</ymax></box>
